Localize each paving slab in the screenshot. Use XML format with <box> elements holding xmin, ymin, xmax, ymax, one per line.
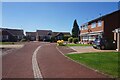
<box><xmin>69</xmin><ymin>46</ymin><xmax>116</xmax><ymax>54</ymax></box>
<box><xmin>0</xmin><ymin>44</ymin><xmax>24</xmax><ymax>49</ymax></box>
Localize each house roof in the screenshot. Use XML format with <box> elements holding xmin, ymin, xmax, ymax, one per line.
<box><xmin>81</xmin><ymin>10</ymin><xmax>120</xmax><ymax>26</ymax></box>
<box><xmin>52</xmin><ymin>32</ymin><xmax>71</xmax><ymax>36</ymax></box>
<box><xmin>36</xmin><ymin>30</ymin><xmax>52</xmax><ymax>35</ymax></box>
<box><xmin>26</xmin><ymin>32</ymin><xmax>36</xmax><ymax>36</ymax></box>
<box><xmin>0</xmin><ymin>28</ymin><xmax>24</xmax><ymax>36</ymax></box>
<box><xmin>52</xmin><ymin>32</ymin><xmax>59</xmax><ymax>36</ymax></box>
<box><xmin>62</xmin><ymin>32</ymin><xmax>71</xmax><ymax>36</ymax></box>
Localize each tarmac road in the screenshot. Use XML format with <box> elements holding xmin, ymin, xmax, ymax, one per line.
<box><xmin>2</xmin><ymin>42</ymin><xmax>42</xmax><ymax>78</ymax></box>
<box><xmin>2</xmin><ymin>42</ymin><xmax>109</xmax><ymax>79</ymax></box>
<box><xmin>37</xmin><ymin>43</ymin><xmax>108</xmax><ymax>78</ymax></box>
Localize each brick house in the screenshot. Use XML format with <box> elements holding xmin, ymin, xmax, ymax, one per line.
<box><xmin>26</xmin><ymin>30</ymin><xmax>71</xmax><ymax>41</ymax></box>
<box><xmin>0</xmin><ymin>28</ymin><xmax>24</xmax><ymax>42</ymax></box>
<box><xmin>36</xmin><ymin>30</ymin><xmax>52</xmax><ymax>41</ymax></box>
<box><xmin>80</xmin><ymin>10</ymin><xmax>120</xmax><ymax>44</ymax></box>
<box><xmin>52</xmin><ymin>32</ymin><xmax>71</xmax><ymax>40</ymax></box>
<box><xmin>26</xmin><ymin>32</ymin><xmax>36</xmax><ymax>41</ymax></box>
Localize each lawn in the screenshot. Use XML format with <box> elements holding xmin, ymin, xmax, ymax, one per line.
<box><xmin>0</xmin><ymin>42</ymin><xmax>16</xmax><ymax>45</ymax></box>
<box><xmin>65</xmin><ymin>43</ymin><xmax>92</xmax><ymax>46</ymax></box>
<box><xmin>65</xmin><ymin>52</ymin><xmax>120</xmax><ymax>78</ymax></box>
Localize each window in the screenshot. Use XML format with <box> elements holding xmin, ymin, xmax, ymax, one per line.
<box><xmin>98</xmin><ymin>20</ymin><xmax>102</xmax><ymax>27</ymax></box>
<box><xmin>2</xmin><ymin>35</ymin><xmax>8</xmax><ymax>40</ymax></box>
<box><xmin>91</xmin><ymin>22</ymin><xmax>96</xmax><ymax>28</ymax></box>
<box><xmin>84</xmin><ymin>24</ymin><xmax>88</xmax><ymax>30</ymax></box>
<box><xmin>17</xmin><ymin>36</ymin><xmax>20</xmax><ymax>39</ymax></box>
<box><xmin>83</xmin><ymin>36</ymin><xmax>88</xmax><ymax>40</ymax></box>
<box><xmin>81</xmin><ymin>24</ymin><xmax>88</xmax><ymax>30</ymax></box>
<box><xmin>82</xmin><ymin>25</ymin><xmax>86</xmax><ymax>30</ymax></box>
<box><xmin>81</xmin><ymin>26</ymin><xmax>84</xmax><ymax>30</ymax></box>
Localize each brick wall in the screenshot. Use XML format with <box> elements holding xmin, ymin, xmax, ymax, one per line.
<box><xmin>81</xmin><ymin>21</ymin><xmax>104</xmax><ymax>34</ymax></box>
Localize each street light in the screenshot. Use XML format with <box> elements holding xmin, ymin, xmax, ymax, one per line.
<box><xmin>113</xmin><ymin>28</ymin><xmax>120</xmax><ymax>52</ymax></box>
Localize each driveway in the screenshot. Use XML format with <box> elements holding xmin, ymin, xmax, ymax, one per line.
<box><xmin>69</xmin><ymin>46</ymin><xmax>116</xmax><ymax>54</ymax></box>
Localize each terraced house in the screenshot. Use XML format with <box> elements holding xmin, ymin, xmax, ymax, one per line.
<box><xmin>80</xmin><ymin>10</ymin><xmax>120</xmax><ymax>44</ymax></box>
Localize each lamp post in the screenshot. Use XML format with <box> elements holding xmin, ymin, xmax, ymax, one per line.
<box><xmin>116</xmin><ymin>29</ymin><xmax>120</xmax><ymax>52</ymax></box>
<box><xmin>113</xmin><ymin>28</ymin><xmax>120</xmax><ymax>52</ymax></box>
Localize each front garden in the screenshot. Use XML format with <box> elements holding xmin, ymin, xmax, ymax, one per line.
<box><xmin>65</xmin><ymin>52</ymin><xmax>120</xmax><ymax>78</ymax></box>
<box><xmin>57</xmin><ymin>37</ymin><xmax>91</xmax><ymax>46</ymax></box>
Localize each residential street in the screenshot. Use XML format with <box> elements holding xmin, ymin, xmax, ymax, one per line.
<box><xmin>2</xmin><ymin>42</ymin><xmax>108</xmax><ymax>79</ymax></box>
<box><xmin>2</xmin><ymin>42</ymin><xmax>41</xmax><ymax>78</ymax></box>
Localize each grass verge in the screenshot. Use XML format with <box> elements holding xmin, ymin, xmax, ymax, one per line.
<box><xmin>65</xmin><ymin>52</ymin><xmax>120</xmax><ymax>78</ymax></box>
<box><xmin>65</xmin><ymin>43</ymin><xmax>92</xmax><ymax>46</ymax></box>
<box><xmin>0</xmin><ymin>42</ymin><xmax>16</xmax><ymax>45</ymax></box>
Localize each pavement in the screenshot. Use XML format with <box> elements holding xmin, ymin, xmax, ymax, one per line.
<box><xmin>2</xmin><ymin>42</ymin><xmax>112</xmax><ymax>79</ymax></box>
<box><xmin>1</xmin><ymin>44</ymin><xmax>25</xmax><ymax>56</ymax></box>
<box><xmin>69</xmin><ymin>46</ymin><xmax>116</xmax><ymax>54</ymax></box>
<box><xmin>0</xmin><ymin>44</ymin><xmax>24</xmax><ymax>49</ymax></box>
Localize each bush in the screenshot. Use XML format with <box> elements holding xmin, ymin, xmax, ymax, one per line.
<box><xmin>20</xmin><ymin>38</ymin><xmax>27</xmax><ymax>42</ymax></box>
<box><xmin>68</xmin><ymin>37</ymin><xmax>73</xmax><ymax>43</ymax></box>
<box><xmin>63</xmin><ymin>35</ymin><xmax>71</xmax><ymax>41</ymax></box>
<box><xmin>50</xmin><ymin>36</ymin><xmax>56</xmax><ymax>42</ymax></box>
<box><xmin>57</xmin><ymin>40</ymin><xmax>64</xmax><ymax>46</ymax></box>
<box><xmin>73</xmin><ymin>38</ymin><xmax>79</xmax><ymax>44</ymax></box>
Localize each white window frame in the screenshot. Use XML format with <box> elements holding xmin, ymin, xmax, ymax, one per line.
<box><xmin>98</xmin><ymin>20</ymin><xmax>102</xmax><ymax>27</ymax></box>
<box><xmin>91</xmin><ymin>22</ymin><xmax>96</xmax><ymax>28</ymax></box>
<box><xmin>82</xmin><ymin>24</ymin><xmax>88</xmax><ymax>30</ymax></box>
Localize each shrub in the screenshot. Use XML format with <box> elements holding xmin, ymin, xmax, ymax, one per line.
<box><xmin>50</xmin><ymin>36</ymin><xmax>55</xmax><ymax>42</ymax></box>
<box><xmin>63</xmin><ymin>35</ymin><xmax>71</xmax><ymax>41</ymax></box>
<box><xmin>20</xmin><ymin>38</ymin><xmax>27</xmax><ymax>42</ymax></box>
<box><xmin>73</xmin><ymin>38</ymin><xmax>79</xmax><ymax>44</ymax></box>
<box><xmin>57</xmin><ymin>40</ymin><xmax>64</xmax><ymax>46</ymax></box>
<box><xmin>68</xmin><ymin>37</ymin><xmax>73</xmax><ymax>43</ymax></box>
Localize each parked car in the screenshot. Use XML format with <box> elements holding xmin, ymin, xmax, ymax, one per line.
<box><xmin>93</xmin><ymin>38</ymin><xmax>116</xmax><ymax>50</ymax></box>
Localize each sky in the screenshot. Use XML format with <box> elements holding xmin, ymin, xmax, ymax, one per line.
<box><xmin>2</xmin><ymin>2</ymin><xmax>119</xmax><ymax>33</ymax></box>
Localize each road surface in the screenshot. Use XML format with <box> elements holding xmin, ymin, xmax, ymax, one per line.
<box><xmin>2</xmin><ymin>42</ymin><xmax>110</xmax><ymax>79</ymax></box>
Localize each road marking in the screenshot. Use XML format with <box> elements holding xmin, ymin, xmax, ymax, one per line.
<box><xmin>32</xmin><ymin>46</ymin><xmax>43</xmax><ymax>80</ymax></box>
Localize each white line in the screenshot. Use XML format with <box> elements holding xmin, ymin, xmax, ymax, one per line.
<box><xmin>32</xmin><ymin>46</ymin><xmax>43</xmax><ymax>80</ymax></box>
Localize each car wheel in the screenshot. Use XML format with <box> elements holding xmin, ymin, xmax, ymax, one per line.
<box><xmin>100</xmin><ymin>45</ymin><xmax>105</xmax><ymax>50</ymax></box>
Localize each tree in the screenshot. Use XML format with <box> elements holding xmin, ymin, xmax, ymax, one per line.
<box><xmin>72</xmin><ymin>19</ymin><xmax>80</xmax><ymax>38</ymax></box>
